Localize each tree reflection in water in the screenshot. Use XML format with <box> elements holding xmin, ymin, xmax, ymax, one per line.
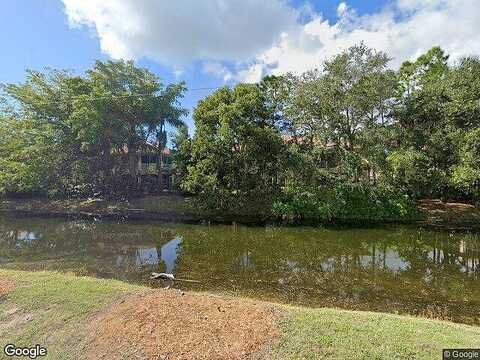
<box><xmin>0</xmin><ymin>216</ymin><xmax>479</xmax><ymax>324</ymax></box>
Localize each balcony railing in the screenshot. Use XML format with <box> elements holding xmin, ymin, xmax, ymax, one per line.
<box><xmin>139</xmin><ymin>163</ymin><xmax>173</xmax><ymax>175</ymax></box>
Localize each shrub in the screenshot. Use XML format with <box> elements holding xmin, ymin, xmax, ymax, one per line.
<box><xmin>273</xmin><ymin>183</ymin><xmax>416</xmax><ymax>224</ymax></box>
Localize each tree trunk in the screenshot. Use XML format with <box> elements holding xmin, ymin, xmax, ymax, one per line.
<box><xmin>157</xmin><ymin>148</ymin><xmax>164</xmax><ymax>192</ymax></box>
<box><xmin>101</xmin><ymin>139</ymin><xmax>113</xmax><ymax>192</ymax></box>
<box><xmin>156</xmin><ymin>124</ymin><xmax>167</xmax><ymax>193</ymax></box>
<box><xmin>128</xmin><ymin>143</ymin><xmax>138</xmax><ymax>189</ymax></box>
<box><xmin>127</xmin><ymin>122</ymin><xmax>139</xmax><ymax>191</ymax></box>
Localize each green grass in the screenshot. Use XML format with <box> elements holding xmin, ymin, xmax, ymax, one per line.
<box><xmin>274</xmin><ymin>308</ymin><xmax>480</xmax><ymax>360</ymax></box>
<box><xmin>0</xmin><ymin>270</ymin><xmax>145</xmax><ymax>360</ymax></box>
<box><xmin>1</xmin><ymin>270</ymin><xmax>479</xmax><ymax>359</ymax></box>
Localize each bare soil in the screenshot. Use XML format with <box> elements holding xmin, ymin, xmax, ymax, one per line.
<box><xmin>0</xmin><ymin>277</ymin><xmax>15</xmax><ymax>296</ymax></box>
<box><xmin>417</xmin><ymin>199</ymin><xmax>480</xmax><ymax>229</ymax></box>
<box><xmin>86</xmin><ymin>290</ymin><xmax>279</xmax><ymax>360</ymax></box>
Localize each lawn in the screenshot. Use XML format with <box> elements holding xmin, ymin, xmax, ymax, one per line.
<box><xmin>274</xmin><ymin>308</ymin><xmax>480</xmax><ymax>359</ymax></box>
<box><xmin>0</xmin><ymin>270</ymin><xmax>145</xmax><ymax>359</ymax></box>
<box><xmin>1</xmin><ymin>269</ymin><xmax>479</xmax><ymax>359</ymax></box>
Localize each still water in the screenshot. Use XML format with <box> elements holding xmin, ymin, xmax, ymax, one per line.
<box><xmin>1</xmin><ymin>216</ymin><xmax>479</xmax><ymax>324</ymax></box>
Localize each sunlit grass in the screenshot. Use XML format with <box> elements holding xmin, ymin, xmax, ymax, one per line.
<box><xmin>274</xmin><ymin>307</ymin><xmax>480</xmax><ymax>359</ymax></box>
<box><xmin>1</xmin><ymin>270</ymin><xmax>479</xmax><ymax>359</ymax></box>
<box><xmin>0</xmin><ymin>270</ymin><xmax>145</xmax><ymax>360</ymax></box>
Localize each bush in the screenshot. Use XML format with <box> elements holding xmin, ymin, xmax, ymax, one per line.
<box><xmin>273</xmin><ymin>183</ymin><xmax>416</xmax><ymax>224</ymax></box>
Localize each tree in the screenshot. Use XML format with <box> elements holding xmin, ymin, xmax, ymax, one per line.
<box><xmin>393</xmin><ymin>46</ymin><xmax>450</xmax><ymax>148</ymax></box>
<box><xmin>285</xmin><ymin>44</ymin><xmax>396</xmax><ymax>183</ymax></box>
<box><xmin>82</xmin><ymin>60</ymin><xmax>188</xmax><ymax>194</ymax></box>
<box><xmin>451</xmin><ymin>129</ymin><xmax>480</xmax><ymax>201</ymax></box>
<box><xmin>1</xmin><ymin>69</ymin><xmax>98</xmax><ymax>196</ymax></box>
<box><xmin>444</xmin><ymin>56</ymin><xmax>480</xmax><ymax>130</ymax></box>
<box><xmin>1</xmin><ymin>61</ymin><xmax>187</xmax><ymax>197</ymax></box>
<box><xmin>172</xmin><ymin>124</ymin><xmax>191</xmax><ymax>190</ymax></box>
<box><xmin>182</xmin><ymin>84</ymin><xmax>286</xmax><ymax>214</ymax></box>
<box><xmin>0</xmin><ymin>117</ymin><xmax>57</xmax><ymax>195</ymax></box>
<box><xmin>257</xmin><ymin>75</ymin><xmax>291</xmax><ymax>130</ymax></box>
<box><xmin>86</xmin><ymin>60</ymin><xmax>163</xmax><ymax>189</ymax></box>
<box><xmin>144</xmin><ymin>83</ymin><xmax>187</xmax><ymax>191</ymax></box>
<box><xmin>388</xmin><ymin>47</ymin><xmax>479</xmax><ymax>199</ymax></box>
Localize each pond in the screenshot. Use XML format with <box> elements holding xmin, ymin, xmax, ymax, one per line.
<box><xmin>0</xmin><ymin>215</ymin><xmax>479</xmax><ymax>325</ymax></box>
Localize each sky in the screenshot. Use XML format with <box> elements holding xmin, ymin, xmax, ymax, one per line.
<box><xmin>1</xmin><ymin>0</ymin><xmax>479</xmax><ymax>132</ymax></box>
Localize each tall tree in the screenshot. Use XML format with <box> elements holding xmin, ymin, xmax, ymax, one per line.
<box><xmin>87</xmin><ymin>60</ymin><xmax>187</xmax><ymax>193</ymax></box>
<box><xmin>1</xmin><ymin>69</ymin><xmax>97</xmax><ymax>196</ymax></box>
<box><xmin>286</xmin><ymin>44</ymin><xmax>395</xmax><ymax>183</ymax></box>
<box><xmin>145</xmin><ymin>83</ymin><xmax>187</xmax><ymax>191</ymax></box>
<box><xmin>87</xmin><ymin>60</ymin><xmax>162</xmax><ymax>189</ymax></box>
<box><xmin>446</xmin><ymin>56</ymin><xmax>480</xmax><ymax>200</ymax></box>
<box><xmin>182</xmin><ymin>84</ymin><xmax>286</xmax><ymax>214</ymax></box>
<box><xmin>393</xmin><ymin>46</ymin><xmax>450</xmax><ymax>148</ymax></box>
<box><xmin>389</xmin><ymin>47</ymin><xmax>455</xmax><ymax>198</ymax></box>
<box><xmin>172</xmin><ymin>123</ymin><xmax>191</xmax><ymax>190</ymax></box>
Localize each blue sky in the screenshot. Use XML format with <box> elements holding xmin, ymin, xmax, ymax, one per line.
<box><xmin>1</xmin><ymin>0</ymin><xmax>478</xmax><ymax>131</ymax></box>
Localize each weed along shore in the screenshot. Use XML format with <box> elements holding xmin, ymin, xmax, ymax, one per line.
<box><xmin>1</xmin><ymin>270</ymin><xmax>479</xmax><ymax>360</ymax></box>
<box><xmin>2</xmin><ymin>196</ymin><xmax>480</xmax><ymax>230</ymax></box>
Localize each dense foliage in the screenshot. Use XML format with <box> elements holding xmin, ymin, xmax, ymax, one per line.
<box><xmin>1</xmin><ymin>45</ymin><xmax>479</xmax><ymax>223</ymax></box>
<box><xmin>181</xmin><ymin>85</ymin><xmax>286</xmax><ymax>217</ymax></box>
<box><xmin>0</xmin><ymin>61</ymin><xmax>186</xmax><ymax>197</ymax></box>
<box><xmin>180</xmin><ymin>45</ymin><xmax>480</xmax><ymax>222</ymax></box>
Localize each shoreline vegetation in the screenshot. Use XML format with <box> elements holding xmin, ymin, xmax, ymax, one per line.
<box><xmin>1</xmin><ymin>195</ymin><xmax>479</xmax><ymax>230</ymax></box>
<box><xmin>1</xmin><ymin>269</ymin><xmax>479</xmax><ymax>360</ymax></box>
<box><xmin>1</xmin><ymin>46</ymin><xmax>479</xmax><ymax>224</ymax></box>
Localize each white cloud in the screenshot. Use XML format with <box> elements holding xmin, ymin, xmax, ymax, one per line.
<box><xmin>238</xmin><ymin>0</ymin><xmax>480</xmax><ymax>82</ymax></box>
<box><xmin>337</xmin><ymin>2</ymin><xmax>348</xmax><ymax>16</ymax></box>
<box><xmin>62</xmin><ymin>0</ymin><xmax>298</xmax><ymax>64</ymax></box>
<box><xmin>202</xmin><ymin>62</ymin><xmax>233</xmax><ymax>82</ymax></box>
<box><xmin>236</xmin><ymin>64</ymin><xmax>265</xmax><ymax>84</ymax></box>
<box><xmin>173</xmin><ymin>67</ymin><xmax>184</xmax><ymax>79</ymax></box>
<box><xmin>62</xmin><ymin>0</ymin><xmax>480</xmax><ymax>84</ymax></box>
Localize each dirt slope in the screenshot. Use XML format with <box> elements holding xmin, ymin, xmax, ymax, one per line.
<box><xmin>87</xmin><ymin>290</ymin><xmax>279</xmax><ymax>360</ymax></box>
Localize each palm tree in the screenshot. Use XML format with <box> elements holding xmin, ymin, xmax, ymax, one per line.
<box><xmin>147</xmin><ymin>83</ymin><xmax>187</xmax><ymax>191</ymax></box>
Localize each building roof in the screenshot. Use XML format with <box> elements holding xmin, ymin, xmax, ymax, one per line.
<box><xmin>281</xmin><ymin>134</ymin><xmax>337</xmax><ymax>148</ymax></box>
<box><xmin>113</xmin><ymin>143</ymin><xmax>172</xmax><ymax>156</ymax></box>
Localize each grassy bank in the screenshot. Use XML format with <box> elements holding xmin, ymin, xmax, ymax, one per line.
<box><xmin>274</xmin><ymin>309</ymin><xmax>480</xmax><ymax>359</ymax></box>
<box><xmin>1</xmin><ymin>270</ymin><xmax>479</xmax><ymax>359</ymax></box>
<box><xmin>0</xmin><ymin>270</ymin><xmax>145</xmax><ymax>359</ymax></box>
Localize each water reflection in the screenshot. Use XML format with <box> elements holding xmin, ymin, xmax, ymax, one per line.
<box><xmin>0</xmin><ymin>216</ymin><xmax>479</xmax><ymax>325</ymax></box>
<box><xmin>160</xmin><ymin>236</ymin><xmax>182</xmax><ymax>273</ymax></box>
